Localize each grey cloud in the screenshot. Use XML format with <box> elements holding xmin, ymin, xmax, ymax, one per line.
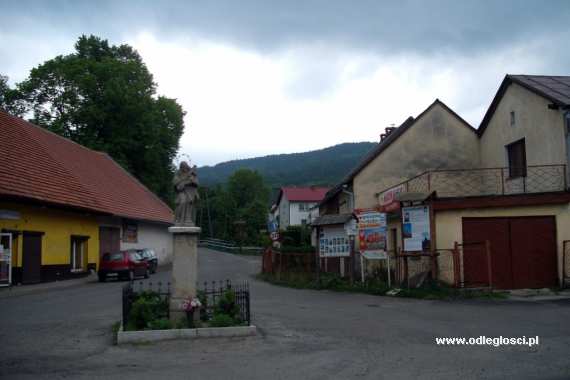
<box><xmin>2</xmin><ymin>0</ymin><xmax>569</xmax><ymax>56</ymax></box>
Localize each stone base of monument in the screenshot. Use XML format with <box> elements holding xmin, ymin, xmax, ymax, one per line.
<box><xmin>168</xmin><ymin>225</ymin><xmax>201</xmax><ymax>322</ymax></box>
<box><xmin>116</xmin><ymin>324</ymin><xmax>257</xmax><ymax>345</ymax></box>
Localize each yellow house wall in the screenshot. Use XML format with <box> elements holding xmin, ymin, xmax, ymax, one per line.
<box><xmin>353</xmin><ymin>103</ymin><xmax>480</xmax><ymax>209</ymax></box>
<box><xmin>479</xmin><ymin>83</ymin><xmax>567</xmax><ymax>167</ymax></box>
<box><xmin>0</xmin><ymin>202</ymin><xmax>100</xmax><ymax>269</ymax></box>
<box><xmin>435</xmin><ymin>203</ymin><xmax>570</xmax><ymax>284</ymax></box>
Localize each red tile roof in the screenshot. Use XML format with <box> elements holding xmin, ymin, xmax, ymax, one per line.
<box><xmin>280</xmin><ymin>187</ymin><xmax>330</xmax><ymax>202</ymax></box>
<box><xmin>0</xmin><ymin>110</ymin><xmax>174</xmax><ymax>224</ymax></box>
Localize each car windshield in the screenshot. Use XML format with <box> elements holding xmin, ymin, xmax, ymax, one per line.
<box><xmin>103</xmin><ymin>253</ymin><xmax>124</xmax><ymax>261</ymax></box>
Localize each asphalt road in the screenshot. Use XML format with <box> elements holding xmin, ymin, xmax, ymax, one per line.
<box><xmin>1</xmin><ymin>248</ymin><xmax>569</xmax><ymax>379</ymax></box>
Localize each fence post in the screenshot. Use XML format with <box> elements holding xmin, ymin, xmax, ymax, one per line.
<box><xmin>246</xmin><ymin>283</ymin><xmax>251</xmax><ymax>325</ymax></box>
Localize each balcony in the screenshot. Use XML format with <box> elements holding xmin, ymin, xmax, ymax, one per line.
<box><xmin>378</xmin><ymin>164</ymin><xmax>568</xmax><ymax>200</ymax></box>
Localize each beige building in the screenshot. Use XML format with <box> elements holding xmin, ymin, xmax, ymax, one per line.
<box><xmin>377</xmin><ymin>75</ymin><xmax>570</xmax><ymax>289</ymax></box>
<box><xmin>319</xmin><ymin>74</ymin><xmax>570</xmax><ymax>289</ymax></box>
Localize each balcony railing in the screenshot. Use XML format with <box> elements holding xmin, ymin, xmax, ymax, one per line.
<box><xmin>379</xmin><ymin>164</ymin><xmax>568</xmax><ymax>200</ymax></box>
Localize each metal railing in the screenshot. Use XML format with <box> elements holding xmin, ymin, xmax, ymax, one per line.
<box><xmin>379</xmin><ymin>164</ymin><xmax>567</xmax><ymax>199</ymax></box>
<box><xmin>122</xmin><ymin>279</ymin><xmax>251</xmax><ymax>327</ymax></box>
<box><xmin>199</xmin><ymin>238</ymin><xmax>264</xmax><ymax>255</ymax></box>
<box><xmin>199</xmin><ymin>280</ymin><xmax>251</xmax><ymax>325</ymax></box>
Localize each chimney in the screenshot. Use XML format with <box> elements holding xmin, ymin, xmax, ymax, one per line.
<box><xmin>380</xmin><ymin>124</ymin><xmax>396</xmax><ymax>142</ymax></box>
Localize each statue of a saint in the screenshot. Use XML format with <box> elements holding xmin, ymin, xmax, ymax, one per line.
<box><xmin>173</xmin><ymin>161</ymin><xmax>199</xmax><ymax>226</ymax></box>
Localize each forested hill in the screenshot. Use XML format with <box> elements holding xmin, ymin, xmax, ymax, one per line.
<box><xmin>198</xmin><ymin>142</ymin><xmax>376</xmax><ymax>187</ymax></box>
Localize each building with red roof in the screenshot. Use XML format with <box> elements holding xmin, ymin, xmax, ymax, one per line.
<box><xmin>0</xmin><ymin>110</ymin><xmax>174</xmax><ymax>284</ymax></box>
<box><xmin>273</xmin><ymin>186</ymin><xmax>330</xmax><ymax>229</ymax></box>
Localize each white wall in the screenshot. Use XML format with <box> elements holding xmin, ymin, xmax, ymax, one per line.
<box><xmin>278</xmin><ymin>196</ymin><xmax>290</xmax><ymax>229</ymax></box>
<box><xmin>120</xmin><ymin>222</ymin><xmax>173</xmax><ymax>265</ymax></box>
<box><xmin>289</xmin><ymin>202</ymin><xmax>318</xmax><ymax>226</ymax></box>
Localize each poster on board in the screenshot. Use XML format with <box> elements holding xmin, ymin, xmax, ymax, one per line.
<box><xmin>402</xmin><ymin>206</ymin><xmax>431</xmax><ymax>252</ymax></box>
<box><xmin>355</xmin><ymin>209</ymin><xmax>387</xmax><ymax>255</ymax></box>
<box><xmin>319</xmin><ymin>226</ymin><xmax>350</xmax><ymax>257</ymax></box>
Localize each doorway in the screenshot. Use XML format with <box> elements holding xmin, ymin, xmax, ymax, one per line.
<box><xmin>22</xmin><ymin>231</ymin><xmax>43</xmax><ymax>284</ymax></box>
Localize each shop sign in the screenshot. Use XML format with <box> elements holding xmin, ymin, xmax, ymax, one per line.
<box><xmin>378</xmin><ymin>184</ymin><xmax>404</xmax><ymax>210</ymax></box>
<box><xmin>402</xmin><ymin>206</ymin><xmax>431</xmax><ymax>252</ymax></box>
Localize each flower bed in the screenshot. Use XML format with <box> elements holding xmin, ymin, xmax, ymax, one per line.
<box><xmin>122</xmin><ymin>280</ymin><xmax>251</xmax><ymax>331</ymax></box>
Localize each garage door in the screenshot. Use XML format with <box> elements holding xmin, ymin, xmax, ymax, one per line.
<box><xmin>99</xmin><ymin>227</ymin><xmax>120</xmax><ymax>258</ymax></box>
<box><xmin>462</xmin><ymin>217</ymin><xmax>557</xmax><ymax>289</ymax></box>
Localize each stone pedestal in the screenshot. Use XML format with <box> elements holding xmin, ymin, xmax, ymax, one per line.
<box><xmin>168</xmin><ymin>225</ymin><xmax>201</xmax><ymax>323</ymax></box>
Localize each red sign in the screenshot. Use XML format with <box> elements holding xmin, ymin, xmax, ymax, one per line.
<box><xmin>378</xmin><ymin>184</ymin><xmax>404</xmax><ymax>212</ymax></box>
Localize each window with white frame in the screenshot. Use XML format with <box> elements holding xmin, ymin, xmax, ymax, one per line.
<box><xmin>71</xmin><ymin>236</ymin><xmax>88</xmax><ymax>272</ymax></box>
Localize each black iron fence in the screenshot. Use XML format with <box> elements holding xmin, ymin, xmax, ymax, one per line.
<box><xmin>199</xmin><ymin>280</ymin><xmax>251</xmax><ymax>325</ymax></box>
<box><xmin>122</xmin><ymin>280</ymin><xmax>251</xmax><ymax>327</ymax></box>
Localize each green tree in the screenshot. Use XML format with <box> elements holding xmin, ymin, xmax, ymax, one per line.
<box><xmin>197</xmin><ymin>169</ymin><xmax>269</xmax><ymax>245</ymax></box>
<box><xmin>0</xmin><ymin>75</ymin><xmax>25</xmax><ymax>116</ymax></box>
<box><xmin>10</xmin><ymin>35</ymin><xmax>185</xmax><ymax>204</ymax></box>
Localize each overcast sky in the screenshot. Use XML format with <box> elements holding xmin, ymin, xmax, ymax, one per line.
<box><xmin>2</xmin><ymin>1</ymin><xmax>569</xmax><ymax>166</ymax></box>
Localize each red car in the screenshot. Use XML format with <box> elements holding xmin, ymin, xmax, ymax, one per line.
<box><xmin>98</xmin><ymin>250</ymin><xmax>149</xmax><ymax>282</ymax></box>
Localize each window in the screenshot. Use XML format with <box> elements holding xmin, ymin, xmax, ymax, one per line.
<box><xmin>70</xmin><ymin>236</ymin><xmax>88</xmax><ymax>272</ymax></box>
<box><xmin>122</xmin><ymin>221</ymin><xmax>138</xmax><ymax>243</ymax></box>
<box><xmin>301</xmin><ymin>219</ymin><xmax>307</xmax><ymax>226</ymax></box>
<box><xmin>506</xmin><ymin>139</ymin><xmax>527</xmax><ymax>178</ymax></box>
<box><xmin>510</xmin><ymin>111</ymin><xmax>516</xmax><ymax>126</ymax></box>
<box><xmin>299</xmin><ymin>203</ymin><xmax>307</xmax><ymax>211</ymax></box>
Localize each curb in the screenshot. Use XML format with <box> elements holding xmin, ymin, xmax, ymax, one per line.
<box><xmin>0</xmin><ymin>273</ymin><xmax>97</xmax><ymax>299</ymax></box>
<box><xmin>117</xmin><ymin>325</ymin><xmax>257</xmax><ymax>345</ymax></box>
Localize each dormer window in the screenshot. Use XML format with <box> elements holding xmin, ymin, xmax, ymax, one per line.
<box><xmin>510</xmin><ymin>111</ymin><xmax>516</xmax><ymax>126</ymax></box>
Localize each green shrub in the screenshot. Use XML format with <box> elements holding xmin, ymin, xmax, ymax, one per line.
<box><xmin>209</xmin><ymin>314</ymin><xmax>235</xmax><ymax>327</ymax></box>
<box><xmin>127</xmin><ymin>291</ymin><xmax>169</xmax><ymax>330</ymax></box>
<box><xmin>215</xmin><ymin>289</ymin><xmax>240</xmax><ymax>321</ymax></box>
<box><xmin>147</xmin><ymin>318</ymin><xmax>173</xmax><ymax>330</ymax></box>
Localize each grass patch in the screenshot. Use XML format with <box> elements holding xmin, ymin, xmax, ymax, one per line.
<box><xmin>257</xmin><ymin>272</ymin><xmax>509</xmax><ymax>300</ymax></box>
<box><xmin>256</xmin><ymin>272</ymin><xmax>389</xmax><ymax>295</ymax></box>
<box><xmin>396</xmin><ymin>283</ymin><xmax>508</xmax><ymax>300</ymax></box>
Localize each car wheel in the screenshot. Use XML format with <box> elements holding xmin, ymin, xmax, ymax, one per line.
<box><xmin>144</xmin><ymin>268</ymin><xmax>150</xmax><ymax>279</ymax></box>
<box><xmin>98</xmin><ymin>273</ymin><xmax>106</xmax><ymax>282</ymax></box>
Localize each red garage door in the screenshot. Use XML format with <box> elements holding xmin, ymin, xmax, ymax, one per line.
<box><xmin>462</xmin><ymin>217</ymin><xmax>557</xmax><ymax>289</ymax></box>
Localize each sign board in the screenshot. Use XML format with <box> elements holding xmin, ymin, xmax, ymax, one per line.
<box><xmin>402</xmin><ymin>205</ymin><xmax>431</xmax><ymax>252</ymax></box>
<box><xmin>355</xmin><ymin>209</ymin><xmax>387</xmax><ymax>255</ymax></box>
<box><xmin>344</xmin><ymin>219</ymin><xmax>357</xmax><ymax>236</ymax></box>
<box><xmin>319</xmin><ymin>226</ymin><xmax>350</xmax><ymax>258</ymax></box>
<box><xmin>267</xmin><ymin>220</ymin><xmax>278</xmax><ymax>233</ymax></box>
<box><xmin>270</xmin><ymin>231</ymin><xmax>280</xmax><ymax>241</ymax></box>
<box><xmin>122</xmin><ymin>221</ymin><xmax>138</xmax><ymax>243</ymax></box>
<box><xmin>0</xmin><ymin>210</ymin><xmax>21</xmax><ymax>220</ymax></box>
<box><xmin>378</xmin><ymin>184</ymin><xmax>404</xmax><ymax>211</ymax></box>
<box><xmin>361</xmin><ymin>251</ymin><xmax>388</xmax><ymax>260</ymax></box>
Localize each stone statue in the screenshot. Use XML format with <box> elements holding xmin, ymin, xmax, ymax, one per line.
<box><xmin>173</xmin><ymin>161</ymin><xmax>199</xmax><ymax>226</ymax></box>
